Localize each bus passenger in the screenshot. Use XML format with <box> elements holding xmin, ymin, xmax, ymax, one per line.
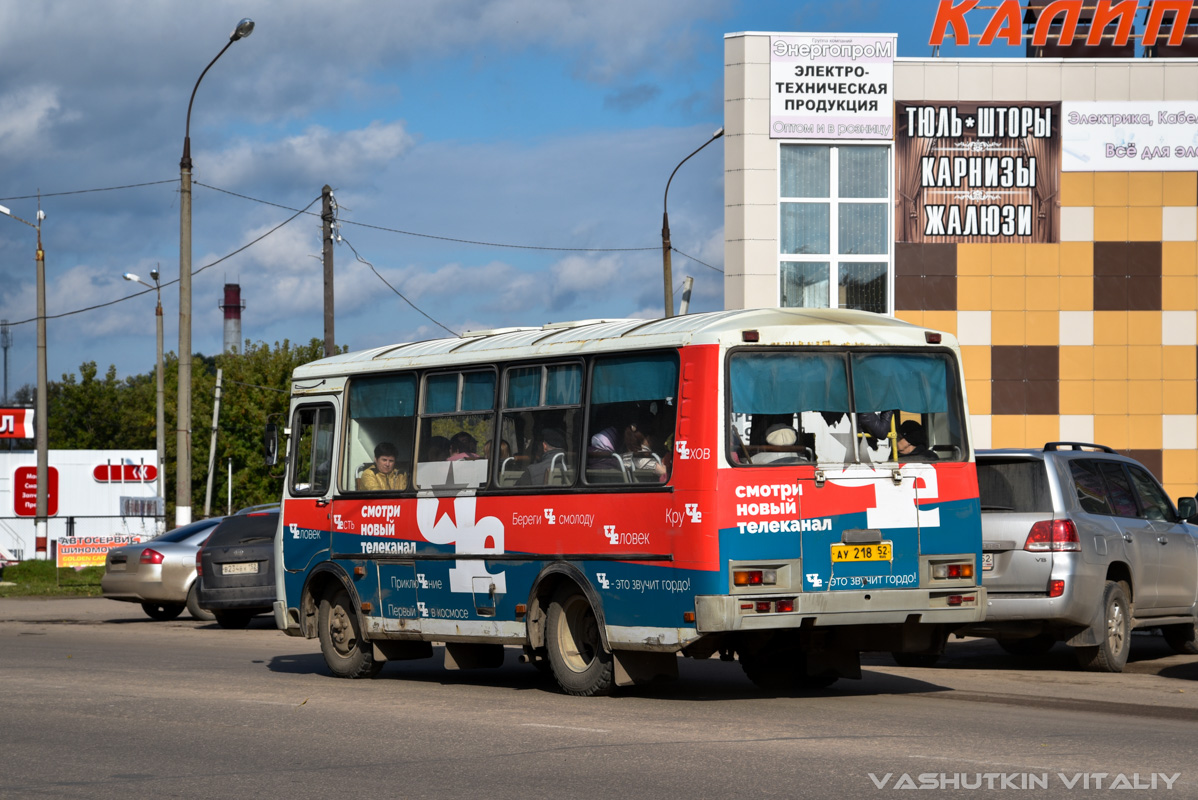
<box><xmin>448</xmin><ymin>432</ymin><xmax>479</xmax><ymax>461</ymax></box>
<box><xmin>517</xmin><ymin>428</ymin><xmax>567</xmax><ymax>485</ymax></box>
<box><xmin>423</xmin><ymin>436</ymin><xmax>451</xmax><ymax>462</ymax></box>
<box><xmin>357</xmin><ymin>442</ymin><xmax>408</xmax><ymax>491</ymax></box>
<box><xmin>484</xmin><ymin>439</ymin><xmax>511</xmax><ymax>460</ymax></box>
<box><xmin>896</xmin><ymin>420</ymin><xmax>938</xmax><ymax>462</ymax></box>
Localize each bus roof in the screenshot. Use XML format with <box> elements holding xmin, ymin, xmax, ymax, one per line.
<box><xmin>293</xmin><ymin>308</ymin><xmax>956</xmax><ymax>380</ymax></box>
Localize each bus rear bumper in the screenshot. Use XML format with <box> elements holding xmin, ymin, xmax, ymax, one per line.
<box><xmin>694</xmin><ymin>587</ymin><xmax>987</xmax><ymax>632</ymax></box>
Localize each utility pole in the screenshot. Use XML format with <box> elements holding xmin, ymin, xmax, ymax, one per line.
<box><xmin>1</xmin><ymin>319</ymin><xmax>10</xmax><ymax>404</ymax></box>
<box><xmin>203</xmin><ymin>368</ymin><xmax>223</xmax><ymax>518</ymax></box>
<box><xmin>322</xmin><ymin>185</ymin><xmax>335</xmax><ymax>358</ymax></box>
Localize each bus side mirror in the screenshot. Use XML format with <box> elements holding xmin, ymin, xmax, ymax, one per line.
<box><xmin>1179</xmin><ymin>496</ymin><xmax>1197</xmax><ymax>523</ymax></box>
<box><xmin>264</xmin><ymin>423</ymin><xmax>279</xmax><ymax>467</ymax></box>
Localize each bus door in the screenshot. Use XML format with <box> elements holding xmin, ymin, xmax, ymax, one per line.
<box><xmin>284</xmin><ymin>401</ymin><xmax>337</xmax><ymax>573</ymax></box>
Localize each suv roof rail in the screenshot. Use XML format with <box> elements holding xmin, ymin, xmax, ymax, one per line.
<box><xmin>1043</xmin><ymin>441</ymin><xmax>1117</xmax><ymax>453</ymax></box>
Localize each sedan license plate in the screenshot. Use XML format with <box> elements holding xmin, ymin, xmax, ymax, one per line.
<box><xmin>831</xmin><ymin>542</ymin><xmax>892</xmax><ymax>563</ymax></box>
<box><xmin>222</xmin><ymin>562</ymin><xmax>258</xmax><ymax>576</ymax></box>
<box><xmin>982</xmin><ymin>553</ymin><xmax>994</xmax><ymax>571</ymax></box>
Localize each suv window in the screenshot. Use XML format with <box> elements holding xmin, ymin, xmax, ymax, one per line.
<box><xmin>1127</xmin><ymin>464</ymin><xmax>1177</xmax><ymax>522</ymax></box>
<box><xmin>1096</xmin><ymin>461</ymin><xmax>1139</xmax><ymax>517</ymax></box>
<box><xmin>978</xmin><ymin>459</ymin><xmax>1052</xmax><ymax>512</ymax></box>
<box><xmin>1069</xmin><ymin>460</ymin><xmax>1114</xmax><ymax>515</ymax></box>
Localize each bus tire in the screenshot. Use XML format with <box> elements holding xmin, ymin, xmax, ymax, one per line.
<box><xmin>546</xmin><ymin>586</ymin><xmax>613</xmax><ymax>696</ymax></box>
<box><xmin>1074</xmin><ymin>580</ymin><xmax>1130</xmax><ymax>673</ymax></box>
<box><xmin>318</xmin><ymin>587</ymin><xmax>383</xmax><ymax>679</ymax></box>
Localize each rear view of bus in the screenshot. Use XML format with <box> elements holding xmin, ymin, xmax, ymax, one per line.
<box><xmin>705</xmin><ymin>314</ymin><xmax>984</xmax><ymax>688</ymax></box>
<box><xmin>272</xmin><ymin>308</ymin><xmax>982</xmax><ymax>695</ymax></box>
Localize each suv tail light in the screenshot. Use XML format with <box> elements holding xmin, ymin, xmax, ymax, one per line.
<box><xmin>1024</xmin><ymin>519</ymin><xmax>1081</xmax><ymax>552</ymax></box>
<box><xmin>139</xmin><ymin>548</ymin><xmax>165</xmax><ymax>565</ymax></box>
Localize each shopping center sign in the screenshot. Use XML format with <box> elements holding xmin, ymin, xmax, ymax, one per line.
<box><xmin>769</xmin><ymin>33</ymin><xmax>895</xmax><ymax>139</ymax></box>
<box><xmin>930</xmin><ymin>0</ymin><xmax>1196</xmax><ymax>47</ymax></box>
<box><xmin>0</xmin><ymin>408</ymin><xmax>33</xmax><ymax>439</ymax></box>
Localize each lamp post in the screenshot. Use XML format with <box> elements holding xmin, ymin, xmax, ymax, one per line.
<box><xmin>661</xmin><ymin>127</ymin><xmax>724</xmax><ymax>318</ymax></box>
<box><xmin>0</xmin><ymin>203</ymin><xmax>48</xmax><ymax>557</ymax></box>
<box><xmin>178</xmin><ymin>17</ymin><xmax>254</xmax><ymax>527</ymax></box>
<box><xmin>124</xmin><ymin>270</ymin><xmax>165</xmax><ymax>523</ymax></box>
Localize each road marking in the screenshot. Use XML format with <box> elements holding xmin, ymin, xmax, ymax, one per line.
<box><xmin>522</xmin><ymin>723</ymin><xmax>610</xmax><ymax>733</ymax></box>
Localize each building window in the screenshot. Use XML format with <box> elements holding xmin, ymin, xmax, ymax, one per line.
<box><xmin>779</xmin><ymin>144</ymin><xmax>891</xmax><ymax>314</ymax></box>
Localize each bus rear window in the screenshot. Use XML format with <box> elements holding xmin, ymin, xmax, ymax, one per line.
<box><xmin>728</xmin><ymin>349</ymin><xmax>965</xmax><ymax>466</ymax></box>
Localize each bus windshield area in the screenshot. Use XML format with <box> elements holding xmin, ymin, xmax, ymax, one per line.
<box><xmin>728</xmin><ymin>349</ymin><xmax>966</xmax><ymax>466</ymax></box>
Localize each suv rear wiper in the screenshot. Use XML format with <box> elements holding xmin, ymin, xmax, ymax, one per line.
<box><xmin>981</xmin><ymin>504</ymin><xmax>1014</xmax><ymax>511</ymax></box>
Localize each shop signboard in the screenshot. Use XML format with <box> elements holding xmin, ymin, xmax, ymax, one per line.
<box><xmin>0</xmin><ymin>408</ymin><xmax>33</xmax><ymax>439</ymax></box>
<box><xmin>929</xmin><ymin>0</ymin><xmax>1193</xmax><ymax>48</ymax></box>
<box><xmin>769</xmin><ymin>33</ymin><xmax>895</xmax><ymax>140</ymax></box>
<box><xmin>56</xmin><ymin>535</ymin><xmax>144</xmax><ymax>569</ymax></box>
<box><xmin>14</xmin><ymin>465</ymin><xmax>58</xmax><ymax>517</ymax></box>
<box><xmin>895</xmin><ymin>101</ymin><xmax>1061</xmax><ymax>243</ymax></box>
<box><xmin>1063</xmin><ymin>102</ymin><xmax>1198</xmax><ymax>172</ymax></box>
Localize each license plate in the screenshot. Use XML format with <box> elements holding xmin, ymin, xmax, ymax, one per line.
<box><xmin>982</xmin><ymin>553</ymin><xmax>994</xmax><ymax>571</ymax></box>
<box><xmin>830</xmin><ymin>542</ymin><xmax>892</xmax><ymax>563</ymax></box>
<box><xmin>223</xmin><ymin>562</ymin><xmax>258</xmax><ymax>575</ymax></box>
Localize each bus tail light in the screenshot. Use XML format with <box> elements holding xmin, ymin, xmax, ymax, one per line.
<box><xmin>1048</xmin><ymin>579</ymin><xmax>1065</xmax><ymax>598</ymax></box>
<box><xmin>1024</xmin><ymin>520</ymin><xmax>1081</xmax><ymax>552</ymax></box>
<box><xmin>946</xmin><ymin>594</ymin><xmax>976</xmax><ymax>606</ymax></box>
<box><xmin>932</xmin><ymin>562</ymin><xmax>975</xmax><ymax>579</ymax></box>
<box><xmin>775</xmin><ymin>598</ymin><xmax>794</xmax><ymax>613</ymax></box>
<box><xmin>733</xmin><ymin>569</ymin><xmax>777</xmax><ymax>586</ymax></box>
<box><xmin>755</xmin><ymin>601</ymin><xmax>772</xmax><ymax>613</ymax></box>
<box><xmin>139</xmin><ymin>549</ymin><xmax>165</xmax><ymax>565</ymax></box>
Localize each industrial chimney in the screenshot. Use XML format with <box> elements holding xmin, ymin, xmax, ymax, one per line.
<box><xmin>220</xmin><ymin>283</ymin><xmax>245</xmax><ymax>354</ymax></box>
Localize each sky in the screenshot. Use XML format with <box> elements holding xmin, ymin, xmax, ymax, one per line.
<box><xmin>0</xmin><ymin>0</ymin><xmax>1024</xmax><ymax>393</ymax></box>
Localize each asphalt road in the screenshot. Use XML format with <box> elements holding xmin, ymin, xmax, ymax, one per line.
<box><xmin>3</xmin><ymin>597</ymin><xmax>1198</xmax><ymax>799</ymax></box>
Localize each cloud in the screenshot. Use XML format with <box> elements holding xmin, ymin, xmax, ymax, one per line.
<box><xmin>603</xmin><ymin>84</ymin><xmax>662</xmax><ymax>113</ymax></box>
<box><xmin>0</xmin><ymin>86</ymin><xmax>67</xmax><ymax>154</ymax></box>
<box><xmin>200</xmin><ymin>121</ymin><xmax>414</xmax><ymax>190</ymax></box>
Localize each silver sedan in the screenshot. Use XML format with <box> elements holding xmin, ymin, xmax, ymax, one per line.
<box><xmin>101</xmin><ymin>518</ymin><xmax>223</xmax><ymax>620</ymax></box>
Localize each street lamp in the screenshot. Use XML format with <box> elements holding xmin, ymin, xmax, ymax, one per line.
<box><xmin>178</xmin><ymin>17</ymin><xmax>254</xmax><ymax>527</ymax></box>
<box><xmin>661</xmin><ymin>127</ymin><xmax>723</xmax><ymax>318</ymax></box>
<box><xmin>124</xmin><ymin>269</ymin><xmax>165</xmax><ymax>522</ymax></box>
<box><xmin>0</xmin><ymin>202</ymin><xmax>48</xmax><ymax>558</ymax></box>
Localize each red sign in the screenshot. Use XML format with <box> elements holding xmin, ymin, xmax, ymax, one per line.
<box><xmin>930</xmin><ymin>0</ymin><xmax>1194</xmax><ymax>48</ymax></box>
<box><xmin>93</xmin><ymin>464</ymin><xmax>158</xmax><ymax>482</ymax></box>
<box><xmin>14</xmin><ymin>466</ymin><xmax>58</xmax><ymax>517</ymax></box>
<box><xmin>0</xmin><ymin>408</ymin><xmax>33</xmax><ymax>439</ymax></box>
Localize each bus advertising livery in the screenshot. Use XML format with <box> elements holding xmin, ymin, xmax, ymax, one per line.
<box><xmin>272</xmin><ymin>308</ymin><xmax>984</xmax><ymax>695</ymax></box>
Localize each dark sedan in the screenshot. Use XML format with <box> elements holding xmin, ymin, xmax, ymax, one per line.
<box><xmin>196</xmin><ymin>510</ymin><xmax>280</xmax><ymax>629</ymax></box>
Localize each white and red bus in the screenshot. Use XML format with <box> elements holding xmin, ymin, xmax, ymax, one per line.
<box><xmin>271</xmin><ymin>308</ymin><xmax>984</xmax><ymax>695</ymax></box>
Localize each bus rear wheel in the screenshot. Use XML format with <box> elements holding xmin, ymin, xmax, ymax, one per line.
<box><xmin>319</xmin><ymin>587</ymin><xmax>383</xmax><ymax>679</ymax></box>
<box><xmin>546</xmin><ymin>586</ymin><xmax>614</xmax><ymax>696</ymax></box>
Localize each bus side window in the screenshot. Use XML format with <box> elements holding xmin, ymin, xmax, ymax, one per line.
<box><xmin>291</xmin><ymin>404</ymin><xmax>335</xmax><ymax>496</ymax></box>
<box><xmin>343</xmin><ymin>373</ymin><xmax>418</xmax><ymax>493</ymax></box>
<box><xmin>499</xmin><ymin>362</ymin><xmax>583</xmax><ymax>488</ymax></box>
<box><xmin>415</xmin><ymin>370</ymin><xmax>496</xmax><ymax>490</ymax></box>
<box><xmin>585</xmin><ymin>352</ymin><xmax>678</xmax><ymax>485</ymax></box>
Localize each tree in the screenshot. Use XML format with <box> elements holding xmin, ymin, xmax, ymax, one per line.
<box><xmin>46</xmin><ymin>338</ymin><xmax>333</xmax><ymax>525</ymax></box>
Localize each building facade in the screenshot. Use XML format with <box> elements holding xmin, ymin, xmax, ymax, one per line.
<box><xmin>724</xmin><ymin>32</ymin><xmax>1198</xmax><ymax>499</ymax></box>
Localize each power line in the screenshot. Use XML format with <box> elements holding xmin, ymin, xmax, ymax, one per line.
<box><xmin>4</xmin><ymin>195</ymin><xmax>320</xmax><ymax>327</ymax></box>
<box><xmin>196</xmin><ymin>181</ymin><xmax>659</xmax><ymax>254</ymax></box>
<box><xmin>339</xmin><ymin>236</ymin><xmax>458</xmax><ymax>337</ymax></box>
<box><xmin>671</xmin><ymin>247</ymin><xmax>723</xmax><ymax>274</ymax></box>
<box><xmin>0</xmin><ymin>179</ymin><xmax>177</xmax><ymax>202</ymax></box>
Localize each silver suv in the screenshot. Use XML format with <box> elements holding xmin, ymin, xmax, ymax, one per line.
<box><xmin>969</xmin><ymin>443</ymin><xmax>1198</xmax><ymax>672</ymax></box>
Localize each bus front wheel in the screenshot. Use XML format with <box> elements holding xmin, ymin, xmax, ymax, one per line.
<box><xmin>546</xmin><ymin>586</ymin><xmax>614</xmax><ymax>696</ymax></box>
<box><xmin>318</xmin><ymin>587</ymin><xmax>383</xmax><ymax>679</ymax></box>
